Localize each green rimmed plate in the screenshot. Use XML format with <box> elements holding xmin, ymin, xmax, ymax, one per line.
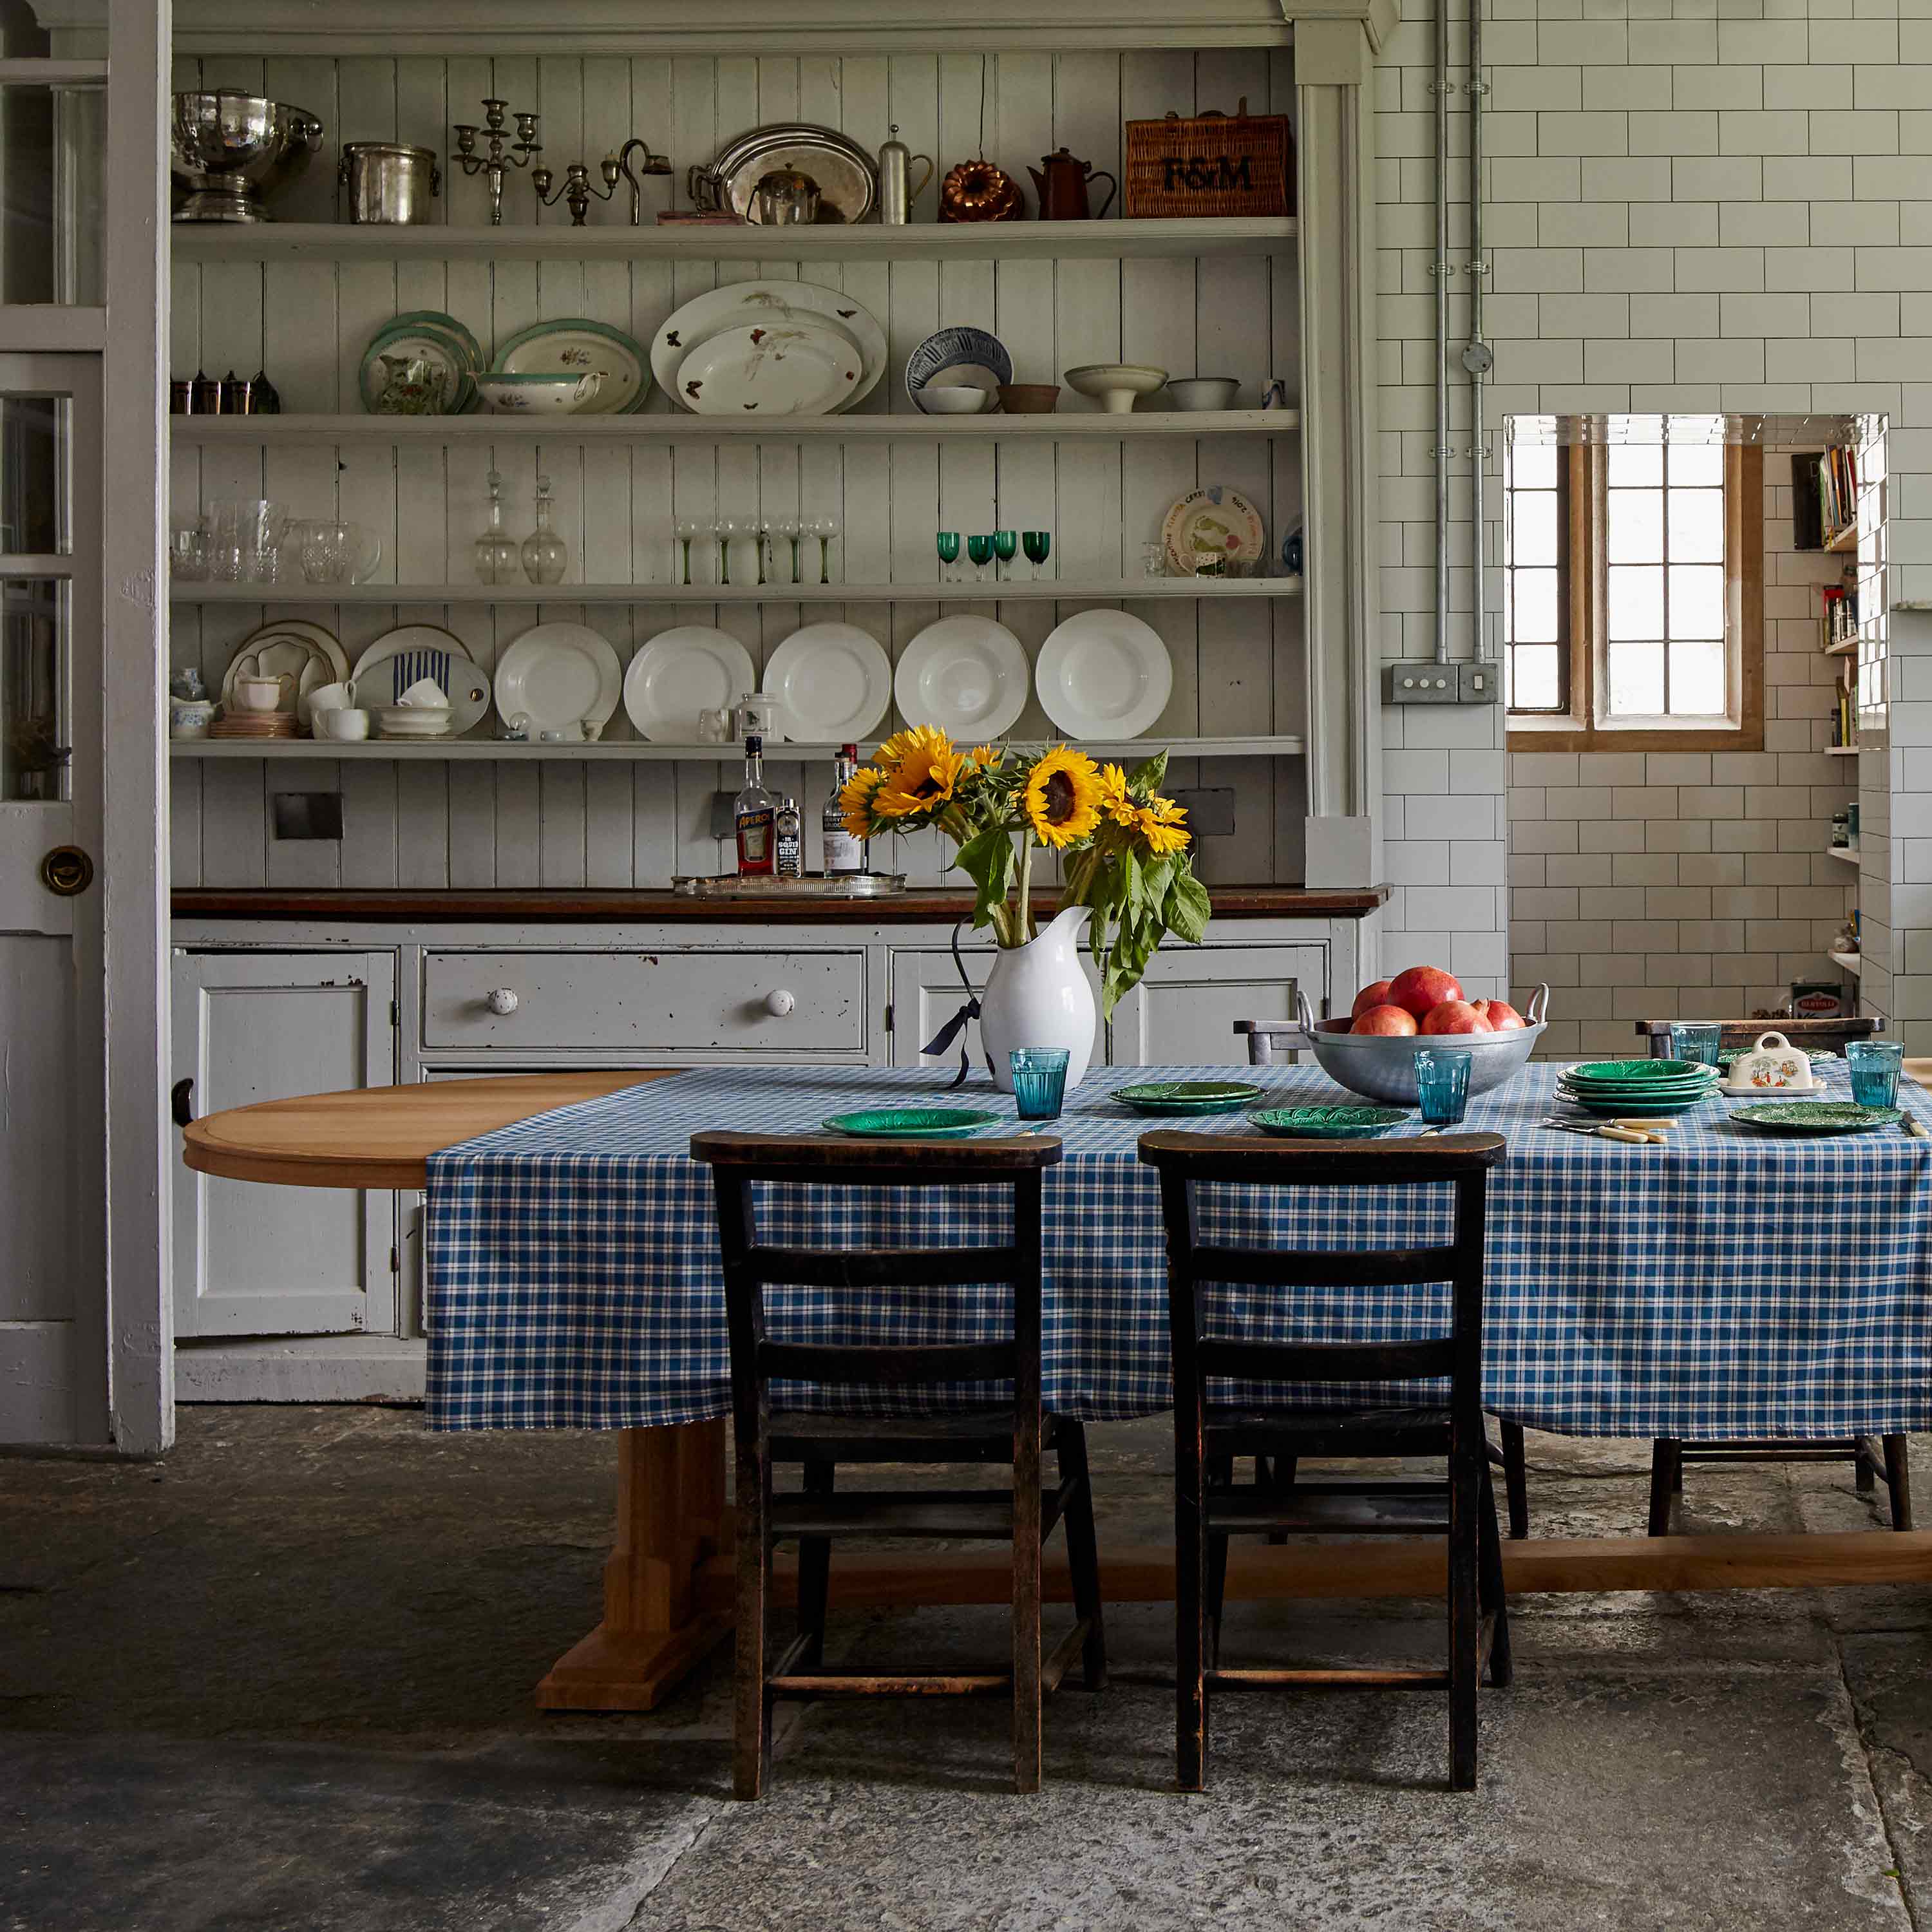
<box><xmin>1558</xmin><ymin>1089</ymin><xmax>1713</xmax><ymax>1119</ymax></box>
<box><xmin>1564</xmin><ymin>1058</ymin><xmax>1711</xmax><ymax>1085</ymax></box>
<box><xmin>1247</xmin><ymin>1105</ymin><xmax>1409</xmax><ymax>1139</ymax></box>
<box><xmin>493</xmin><ymin>316</ymin><xmax>651</xmax><ymax>414</ymax></box>
<box><xmin>822</xmin><ymin>1108</ymin><xmax>1000</xmax><ymax>1139</ymax></box>
<box><xmin>1732</xmin><ymin>1101</ymin><xmax>1904</xmax><ymax>1135</ymax></box>
<box><xmin>1115</xmin><ymin>1080</ymin><xmax>1265</xmax><ymax>1115</ymax></box>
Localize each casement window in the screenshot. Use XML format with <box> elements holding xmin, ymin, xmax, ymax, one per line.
<box><xmin>1505</xmin><ymin>430</ymin><xmax>1763</xmax><ymax>752</ymax></box>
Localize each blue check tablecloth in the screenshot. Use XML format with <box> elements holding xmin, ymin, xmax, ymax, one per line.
<box><xmin>424</xmin><ymin>1060</ymin><xmax>1932</xmax><ymax>1439</ymax></box>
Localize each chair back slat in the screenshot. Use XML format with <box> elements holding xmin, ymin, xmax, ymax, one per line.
<box><xmin>1233</xmin><ymin>1019</ymin><xmax>1300</xmax><ymax>1067</ymax></box>
<box><xmin>744</xmin><ymin>1245</ymin><xmax>1024</xmax><ymax>1291</ymax></box>
<box><xmin>1188</xmin><ymin>1242</ymin><xmax>1460</xmax><ymax>1289</ymax></box>
<box><xmin>1198</xmin><ymin>1338</ymin><xmax>1454</xmax><ymax>1383</ymax></box>
<box><xmin>761</xmin><ymin>1340</ymin><xmax>1015</xmax><ymax>1386</ymax></box>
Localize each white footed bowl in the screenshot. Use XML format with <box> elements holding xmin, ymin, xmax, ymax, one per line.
<box><xmin>1063</xmin><ymin>362</ymin><xmax>1168</xmax><ymax>415</ymax></box>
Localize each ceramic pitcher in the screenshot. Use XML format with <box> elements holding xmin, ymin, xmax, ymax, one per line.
<box><xmin>978</xmin><ymin>905</ymin><xmax>1096</xmax><ymax>1094</ymax></box>
<box><xmin>1027</xmin><ymin>147</ymin><xmax>1117</xmax><ymax>220</ymax></box>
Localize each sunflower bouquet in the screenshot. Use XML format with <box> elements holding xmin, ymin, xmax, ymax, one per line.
<box><xmin>839</xmin><ymin>727</ymin><xmax>1212</xmax><ymax>1015</ymax></box>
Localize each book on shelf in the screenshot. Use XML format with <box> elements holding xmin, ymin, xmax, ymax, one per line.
<box><xmin>1817</xmin><ymin>445</ymin><xmax>1859</xmax><ymax>544</ymax></box>
<box><xmin>1823</xmin><ymin>582</ymin><xmax>1859</xmax><ymax>650</ymax></box>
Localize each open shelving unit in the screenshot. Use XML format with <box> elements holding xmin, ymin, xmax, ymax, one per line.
<box><xmin>172</xmin><ymin>576</ymin><xmax>1303</xmax><ymax>606</ymax></box>
<box><xmin>1829</xmin><ymin>843</ymin><xmax>1861</xmax><ymax>866</ymax></box>
<box><xmin>171</xmin><ymin>734</ymin><xmax>1307</xmax><ymax>762</ymax></box>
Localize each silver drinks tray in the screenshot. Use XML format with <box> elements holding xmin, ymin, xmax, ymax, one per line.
<box><xmin>672</xmin><ymin>871</ymin><xmax>907</xmax><ymax>899</ymax></box>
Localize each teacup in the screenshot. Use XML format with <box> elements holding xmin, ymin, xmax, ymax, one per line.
<box><xmin>307</xmin><ymin>681</ymin><xmax>352</xmax><ymax>714</ymax></box>
<box><xmin>315</xmin><ymin>707</ymin><xmax>370</xmax><ymax>743</ymax></box>
<box><xmin>235</xmin><ymin>674</ymin><xmax>289</xmax><ymax>713</ymax></box>
<box><xmin>397</xmin><ymin>676</ymin><xmax>448</xmax><ymax>708</ymax></box>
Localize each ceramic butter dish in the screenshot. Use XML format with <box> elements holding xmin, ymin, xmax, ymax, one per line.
<box><xmin>1720</xmin><ymin>1030</ymin><xmax>1819</xmax><ymax>1095</ymax></box>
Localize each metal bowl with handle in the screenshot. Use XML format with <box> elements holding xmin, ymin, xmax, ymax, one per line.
<box><xmin>1286</xmin><ymin>985</ymin><xmax>1550</xmax><ymax>1105</ymax></box>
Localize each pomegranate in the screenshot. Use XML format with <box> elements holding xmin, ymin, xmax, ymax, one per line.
<box><xmin>1351</xmin><ymin>1003</ymin><xmax>1419</xmax><ymax>1037</ymax></box>
<box><xmin>1419</xmin><ymin>999</ymin><xmax>1494</xmax><ymax>1036</ymax></box>
<box><xmin>1477</xmin><ymin>999</ymin><xmax>1526</xmax><ymax>1032</ymax></box>
<box><xmin>1350</xmin><ymin>980</ymin><xmax>1396</xmax><ymax>1021</ymax></box>
<box><xmin>1387</xmin><ymin>965</ymin><xmax>1463</xmax><ymax>1019</ymax></box>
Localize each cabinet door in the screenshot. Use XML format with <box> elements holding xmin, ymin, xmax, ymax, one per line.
<box><xmin>888</xmin><ymin>945</ymin><xmax>1104</xmax><ymax>1072</ymax></box>
<box><xmin>173</xmin><ymin>951</ymin><xmax>397</xmax><ymax>1338</ymax></box>
<box><xmin>1108</xmin><ymin>943</ymin><xmax>1327</xmax><ymax>1067</ymax></box>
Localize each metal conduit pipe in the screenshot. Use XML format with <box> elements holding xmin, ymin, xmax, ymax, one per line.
<box><xmin>1433</xmin><ymin>0</ymin><xmax>1452</xmax><ymax>663</ymax></box>
<box><xmin>1465</xmin><ymin>0</ymin><xmax>1493</xmax><ymax>661</ymax></box>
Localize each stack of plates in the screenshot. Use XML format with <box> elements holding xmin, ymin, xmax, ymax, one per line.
<box><xmin>651</xmin><ymin>281</ymin><xmax>887</xmax><ymax>417</ymax></box>
<box><xmin>1115</xmin><ymin>1079</ymin><xmax>1264</xmax><ymax>1115</ymax></box>
<box><xmin>359</xmin><ymin>311</ymin><xmax>484</xmax><ymax>415</ymax></box>
<box><xmin>1557</xmin><ymin>1057</ymin><xmax>1719</xmax><ymax>1118</ymax></box>
<box><xmin>377</xmin><ymin>705</ymin><xmax>453</xmax><ymax>740</ymax></box>
<box><xmin>210</xmin><ymin>710</ymin><xmax>298</xmax><ymax>740</ymax></box>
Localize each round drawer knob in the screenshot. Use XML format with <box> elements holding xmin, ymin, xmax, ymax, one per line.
<box><xmin>485</xmin><ymin>987</ymin><xmax>520</xmax><ymax>1016</ymax></box>
<box><xmin>765</xmin><ymin>988</ymin><xmax>796</xmax><ymax>1018</ymax></box>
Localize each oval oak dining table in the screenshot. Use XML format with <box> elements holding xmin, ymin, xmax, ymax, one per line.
<box><xmin>183</xmin><ymin>1068</ymin><xmax>1932</xmax><ymax>1712</ymax></box>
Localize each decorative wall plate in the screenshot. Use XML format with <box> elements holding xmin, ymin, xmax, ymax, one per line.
<box><xmin>623</xmin><ymin>627</ymin><xmax>758</xmax><ymax>744</ymax></box>
<box><xmin>1035</xmin><ymin>609</ymin><xmax>1173</xmax><ymax>741</ymax></box>
<box><xmin>359</xmin><ymin>316</ymin><xmax>480</xmax><ymax>415</ymax></box>
<box><xmin>652</xmin><ymin>281</ymin><xmax>886</xmax><ymax>414</ymax></box>
<box><xmin>493</xmin><ymin>318</ymin><xmax>649</xmax><ymax>415</ymax></box>
<box><xmin>223</xmin><ymin>621</ymin><xmax>349</xmax><ymax>730</ymax></box>
<box><xmin>894</xmin><ymin>616</ymin><xmax>1029</xmax><ymax>740</ymax></box>
<box><xmin>905</xmin><ymin>326</ymin><xmax>1012</xmax><ymax>412</ymax></box>
<box><xmin>675</xmin><ymin>322</ymin><xmax>864</xmax><ymax>415</ymax></box>
<box><xmin>493</xmin><ymin>623</ymin><xmax>624</xmax><ymax>739</ymax></box>
<box><xmin>763</xmin><ymin>623</ymin><xmax>892</xmax><ymax>743</ymax></box>
<box><xmin>348</xmin><ymin>626</ymin><xmax>490</xmax><ymax>734</ymax></box>
<box><xmin>1160</xmin><ymin>485</ymin><xmax>1266</xmax><ymax>576</ymax></box>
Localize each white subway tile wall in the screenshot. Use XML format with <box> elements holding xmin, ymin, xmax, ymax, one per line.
<box><xmin>1378</xmin><ymin>6</ymin><xmax>1915</xmax><ymax>1041</ymax></box>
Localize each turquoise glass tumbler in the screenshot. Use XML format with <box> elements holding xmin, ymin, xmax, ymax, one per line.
<box><xmin>1668</xmin><ymin>1021</ymin><xmax>1722</xmax><ymax>1067</ymax></box>
<box><xmin>1414</xmin><ymin>1047</ymin><xmax>1473</xmax><ymax>1126</ymax></box>
<box><xmin>1009</xmin><ymin>1048</ymin><xmax>1070</xmax><ymax>1121</ymax></box>
<box><xmin>1848</xmin><ymin>1039</ymin><xmax>1903</xmax><ymax>1109</ymax></box>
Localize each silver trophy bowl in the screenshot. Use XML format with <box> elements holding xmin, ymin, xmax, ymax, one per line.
<box><xmin>171</xmin><ymin>92</ymin><xmax>325</xmax><ymax>223</ymax></box>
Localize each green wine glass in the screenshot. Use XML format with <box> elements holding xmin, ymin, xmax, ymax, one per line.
<box><xmin>992</xmin><ymin>529</ymin><xmax>1017</xmax><ymax>579</ymax></box>
<box><xmin>966</xmin><ymin>533</ymin><xmax>994</xmax><ymax>585</ymax></box>
<box><xmin>936</xmin><ymin>530</ymin><xmax>961</xmax><ymax>583</ymax></box>
<box><xmin>1022</xmin><ymin>529</ymin><xmax>1052</xmax><ymax>579</ymax></box>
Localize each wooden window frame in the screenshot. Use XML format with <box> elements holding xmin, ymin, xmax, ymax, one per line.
<box><xmin>1508</xmin><ymin>442</ymin><xmax>1763</xmax><ymax>753</ymax></box>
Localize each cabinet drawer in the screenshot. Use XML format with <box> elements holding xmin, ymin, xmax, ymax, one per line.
<box><xmin>422</xmin><ymin>949</ymin><xmax>866</xmax><ymax>1053</ymax></box>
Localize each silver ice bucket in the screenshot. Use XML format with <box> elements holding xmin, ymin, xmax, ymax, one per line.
<box><xmin>171</xmin><ymin>91</ymin><xmax>324</xmax><ymax>223</ymax></box>
<box><xmin>1285</xmin><ymin>985</ymin><xmax>1550</xmax><ymax>1105</ymax></box>
<box><xmin>339</xmin><ymin>142</ymin><xmax>442</xmax><ymax>225</ymax></box>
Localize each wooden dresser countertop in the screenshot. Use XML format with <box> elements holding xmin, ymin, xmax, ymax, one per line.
<box><xmin>172</xmin><ymin>885</ymin><xmax>1389</xmax><ymax>924</ymax></box>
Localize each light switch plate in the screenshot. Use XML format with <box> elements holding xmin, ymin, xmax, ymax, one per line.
<box><xmin>1383</xmin><ymin>663</ymin><xmax>1459</xmax><ymax>703</ymax></box>
<box><xmin>1458</xmin><ymin>660</ymin><xmax>1501</xmax><ymax>703</ymax></box>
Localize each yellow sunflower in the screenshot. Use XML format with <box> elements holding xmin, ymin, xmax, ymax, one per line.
<box><xmin>1134</xmin><ymin>793</ymin><xmax>1190</xmax><ymax>856</ymax></box>
<box><xmin>1096</xmin><ymin>762</ymin><xmax>1139</xmax><ymax>830</ymax></box>
<box><xmin>969</xmin><ymin>743</ymin><xmax>1000</xmax><ymax>768</ymax></box>
<box><xmin>838</xmin><ymin>764</ymin><xmax>889</xmax><ymax>838</ymax></box>
<box><xmin>874</xmin><ymin>723</ymin><xmax>948</xmax><ymax>777</ymax></box>
<box><xmin>875</xmin><ymin>732</ymin><xmax>970</xmax><ymax>819</ymax></box>
<box><xmin>1023</xmin><ymin>745</ymin><xmax>1103</xmax><ymax>849</ymax></box>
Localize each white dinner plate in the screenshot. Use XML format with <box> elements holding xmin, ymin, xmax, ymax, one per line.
<box><xmin>1160</xmin><ymin>485</ymin><xmax>1266</xmax><ymax>576</ymax></box>
<box><xmin>1035</xmin><ymin>609</ymin><xmax>1173</xmax><ymax>741</ymax></box>
<box><xmin>623</xmin><ymin>627</ymin><xmax>758</xmax><ymax>744</ymax></box>
<box><xmin>223</xmin><ymin>621</ymin><xmax>350</xmax><ymax>729</ymax></box>
<box><xmin>652</xmin><ymin>281</ymin><xmax>886</xmax><ymax>414</ymax></box>
<box><xmin>894</xmin><ymin>616</ymin><xmax>1030</xmax><ymax>740</ymax></box>
<box><xmin>675</xmin><ymin>322</ymin><xmax>864</xmax><ymax>416</ymax></box>
<box><xmin>763</xmin><ymin>623</ymin><xmax>892</xmax><ymax>743</ymax></box>
<box><xmin>349</xmin><ymin>626</ymin><xmax>491</xmax><ymax>734</ymax></box>
<box><xmin>493</xmin><ymin>622</ymin><xmax>624</xmax><ymax>739</ymax></box>
<box><xmin>493</xmin><ymin>318</ymin><xmax>649</xmax><ymax>415</ymax></box>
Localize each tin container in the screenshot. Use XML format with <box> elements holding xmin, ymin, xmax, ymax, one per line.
<box><xmin>876</xmin><ymin>125</ymin><xmax>933</xmax><ymax>225</ymax></box>
<box><xmin>338</xmin><ymin>142</ymin><xmax>442</xmax><ymax>224</ymax></box>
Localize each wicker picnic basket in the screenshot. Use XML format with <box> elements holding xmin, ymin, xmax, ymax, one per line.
<box><xmin>1123</xmin><ymin>99</ymin><xmax>1294</xmax><ymax>219</ymax></box>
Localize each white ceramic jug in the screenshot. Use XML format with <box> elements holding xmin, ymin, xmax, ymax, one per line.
<box><xmin>978</xmin><ymin>905</ymin><xmax>1096</xmax><ymax>1095</ymax></box>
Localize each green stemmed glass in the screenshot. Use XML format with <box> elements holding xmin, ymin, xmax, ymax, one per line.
<box><xmin>966</xmin><ymin>533</ymin><xmax>994</xmax><ymax>585</ymax></box>
<box><xmin>1022</xmin><ymin>529</ymin><xmax>1052</xmax><ymax>579</ymax></box>
<box><xmin>992</xmin><ymin>529</ymin><xmax>1017</xmax><ymax>579</ymax></box>
<box><xmin>936</xmin><ymin>530</ymin><xmax>961</xmax><ymax>583</ymax></box>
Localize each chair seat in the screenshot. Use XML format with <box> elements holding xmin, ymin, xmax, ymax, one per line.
<box><xmin>771</xmin><ymin>1407</ymin><xmax>1056</xmax><ymax>1464</ymax></box>
<box><xmin>1205</xmin><ymin>1404</ymin><xmax>1452</xmax><ymax>1459</ymax></box>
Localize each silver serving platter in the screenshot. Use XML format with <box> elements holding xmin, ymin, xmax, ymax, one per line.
<box><xmin>1284</xmin><ymin>985</ymin><xmax>1551</xmax><ymax>1105</ymax></box>
<box><xmin>688</xmin><ymin>123</ymin><xmax>877</xmax><ymax>225</ymax></box>
<box><xmin>672</xmin><ymin>871</ymin><xmax>906</xmax><ymax>898</ymax></box>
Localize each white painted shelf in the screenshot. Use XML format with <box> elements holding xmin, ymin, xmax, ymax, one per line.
<box><xmin>1830</xmin><ymin>949</ymin><xmax>1863</xmax><ymax>975</ymax></box>
<box><xmin>171</xmin><ymin>409</ymin><xmax>1301</xmax><ymax>444</ymax></box>
<box><xmin>1824</xmin><ymin>638</ymin><xmax>1858</xmax><ymax>656</ymax></box>
<box><xmin>169</xmin><ymin>734</ymin><xmax>1307</xmax><ymax>762</ymax></box>
<box><xmin>1828</xmin><ymin>843</ymin><xmax>1861</xmax><ymax>864</ymax></box>
<box><xmin>172</xmin><ymin>576</ymin><xmax>1304</xmax><ymax>606</ymax></box>
<box><xmin>1826</xmin><ymin>743</ymin><xmax>1858</xmax><ymax>756</ymax></box>
<box><xmin>171</xmin><ymin>216</ymin><xmax>1300</xmax><ymax>265</ymax></box>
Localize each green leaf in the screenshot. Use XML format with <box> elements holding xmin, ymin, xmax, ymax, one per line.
<box><xmin>1166</xmin><ymin>867</ymin><xmax>1213</xmax><ymax>945</ymax></box>
<box><xmin>952</xmin><ymin>824</ymin><xmax>1015</xmax><ymax>931</ymax></box>
<box><xmin>1127</xmin><ymin>748</ymin><xmax>1170</xmax><ymax>793</ymax></box>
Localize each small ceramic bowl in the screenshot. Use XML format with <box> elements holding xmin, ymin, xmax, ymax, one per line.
<box><xmin>1166</xmin><ymin>377</ymin><xmax>1240</xmax><ymax>412</ymax></box>
<box><xmin>1063</xmin><ymin>363</ymin><xmax>1168</xmax><ymax>414</ymax></box>
<box><xmin>996</xmin><ymin>383</ymin><xmax>1060</xmax><ymax>415</ymax></box>
<box><xmin>921</xmin><ymin>384</ymin><xmax>993</xmax><ymax>415</ymax></box>
<box><xmin>314</xmin><ymin>707</ymin><xmax>370</xmax><ymax>743</ymax></box>
<box><xmin>234</xmin><ymin>675</ymin><xmax>288</xmax><ymax>712</ymax></box>
<box><xmin>474</xmin><ymin>372</ymin><xmax>603</xmax><ymax>416</ymax></box>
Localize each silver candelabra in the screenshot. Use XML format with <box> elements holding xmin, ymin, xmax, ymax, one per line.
<box><xmin>450</xmin><ymin>99</ymin><xmax>540</xmax><ymax>226</ymax></box>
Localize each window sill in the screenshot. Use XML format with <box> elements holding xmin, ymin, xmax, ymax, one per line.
<box><xmin>1507</xmin><ymin>721</ymin><xmax>1761</xmax><ymax>753</ymax></box>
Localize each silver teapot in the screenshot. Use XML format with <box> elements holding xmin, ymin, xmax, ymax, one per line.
<box><xmin>751</xmin><ymin>166</ymin><xmax>820</xmax><ymax>225</ymax></box>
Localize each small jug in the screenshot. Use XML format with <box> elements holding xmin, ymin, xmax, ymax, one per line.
<box><xmin>1027</xmin><ymin>146</ymin><xmax>1115</xmax><ymax>221</ymax></box>
<box><xmin>373</xmin><ymin>352</ymin><xmax>447</xmax><ymax>416</ymax></box>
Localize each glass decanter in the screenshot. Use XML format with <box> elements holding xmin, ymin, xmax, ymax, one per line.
<box><xmin>473</xmin><ymin>470</ymin><xmax>522</xmax><ymax>585</ymax></box>
<box><xmin>520</xmin><ymin>473</ymin><xmax>569</xmax><ymax>586</ymax></box>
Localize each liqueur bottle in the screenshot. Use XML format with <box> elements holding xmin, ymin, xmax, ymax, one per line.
<box><xmin>822</xmin><ymin>743</ymin><xmax>865</xmax><ymax>875</ymax></box>
<box><xmin>734</xmin><ymin>734</ymin><xmax>776</xmax><ymax>876</ymax></box>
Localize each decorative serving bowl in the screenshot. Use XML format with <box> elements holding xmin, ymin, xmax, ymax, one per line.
<box><xmin>1063</xmin><ymin>362</ymin><xmax>1169</xmax><ymax>415</ymax></box>
<box><xmin>171</xmin><ymin>91</ymin><xmax>325</xmax><ymax>223</ymax></box>
<box><xmin>998</xmin><ymin>383</ymin><xmax>1060</xmax><ymax>415</ymax></box>
<box><xmin>1286</xmin><ymin>986</ymin><xmax>1551</xmax><ymax>1105</ymax></box>
<box><xmin>474</xmin><ymin>372</ymin><xmax>604</xmax><ymax>415</ymax></box>
<box><xmin>921</xmin><ymin>384</ymin><xmax>994</xmax><ymax>415</ymax></box>
<box><xmin>1166</xmin><ymin>377</ymin><xmax>1240</xmax><ymax>412</ymax></box>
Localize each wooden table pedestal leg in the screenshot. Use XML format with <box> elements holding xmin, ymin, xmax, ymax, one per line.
<box><xmin>536</xmin><ymin>1417</ymin><xmax>733</xmax><ymax>1712</ymax></box>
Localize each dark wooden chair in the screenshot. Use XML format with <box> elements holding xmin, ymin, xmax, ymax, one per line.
<box><xmin>1235</xmin><ymin>1016</ymin><xmax>1531</xmax><ymax>1542</ymax></box>
<box><xmin>1634</xmin><ymin>1014</ymin><xmax>1912</xmax><ymax>1537</ymax></box>
<box><xmin>1141</xmin><ymin>1128</ymin><xmax>1511</xmax><ymax>1794</ymax></box>
<box><xmin>692</xmin><ymin>1130</ymin><xmax>1106</xmax><ymax>1801</ymax></box>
